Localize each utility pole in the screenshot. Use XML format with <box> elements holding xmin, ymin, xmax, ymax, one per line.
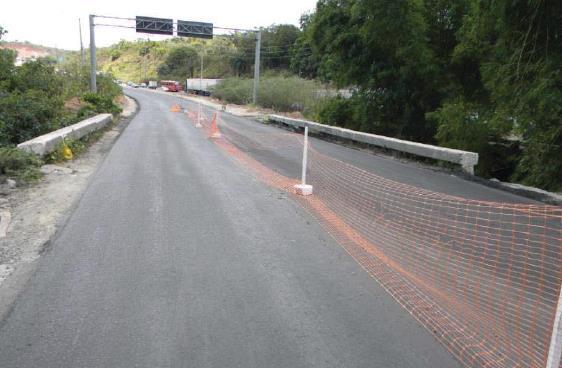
<box><xmin>196</xmin><ymin>50</ymin><xmax>204</xmax><ymax>128</ymax></box>
<box><xmin>200</xmin><ymin>51</ymin><xmax>204</xmax><ymax>92</ymax></box>
<box><xmin>89</xmin><ymin>14</ymin><xmax>97</xmax><ymax>93</ymax></box>
<box><xmin>252</xmin><ymin>30</ymin><xmax>261</xmax><ymax>105</ymax></box>
<box><xmin>79</xmin><ymin>18</ymin><xmax>85</xmax><ymax>67</ymax></box>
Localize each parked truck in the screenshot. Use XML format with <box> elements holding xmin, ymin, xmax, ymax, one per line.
<box><xmin>185</xmin><ymin>79</ymin><xmax>222</xmax><ymax>96</ymax></box>
<box><xmin>148</xmin><ymin>81</ymin><xmax>157</xmax><ymax>89</ymax></box>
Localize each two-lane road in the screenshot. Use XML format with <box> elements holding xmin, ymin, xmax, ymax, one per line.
<box><xmin>0</xmin><ymin>88</ymin><xmax>486</xmax><ymax>367</ymax></box>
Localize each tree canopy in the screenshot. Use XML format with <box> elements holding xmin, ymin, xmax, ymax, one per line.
<box><xmin>296</xmin><ymin>0</ymin><xmax>561</xmax><ymax>190</ymax></box>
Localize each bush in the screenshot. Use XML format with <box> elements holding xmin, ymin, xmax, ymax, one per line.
<box><xmin>211</xmin><ymin>78</ymin><xmax>253</xmax><ymax>105</ymax></box>
<box><xmin>212</xmin><ymin>76</ymin><xmax>329</xmax><ymax>115</ymax></box>
<box><xmin>0</xmin><ymin>147</ymin><xmax>42</xmax><ymax>182</ymax></box>
<box><xmin>82</xmin><ymin>92</ymin><xmax>122</xmax><ymax>115</ymax></box>
<box><xmin>96</xmin><ymin>74</ymin><xmax>122</xmax><ymax>100</ymax></box>
<box><xmin>317</xmin><ymin>96</ymin><xmax>355</xmax><ymax>128</ymax></box>
<box><xmin>428</xmin><ymin>99</ymin><xmax>511</xmax><ymax>177</ymax></box>
<box><xmin>513</xmin><ymin>127</ymin><xmax>562</xmax><ymax>192</ymax></box>
<box><xmin>258</xmin><ymin>76</ymin><xmax>323</xmax><ymax>113</ymax></box>
<box><xmin>0</xmin><ymin>89</ymin><xmax>63</xmax><ymax>145</ymax></box>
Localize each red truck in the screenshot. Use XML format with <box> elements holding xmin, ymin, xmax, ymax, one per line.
<box><xmin>160</xmin><ymin>80</ymin><xmax>182</xmax><ymax>92</ymax></box>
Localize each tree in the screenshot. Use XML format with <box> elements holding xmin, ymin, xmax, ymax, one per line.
<box><xmin>260</xmin><ymin>24</ymin><xmax>300</xmax><ymax>70</ymax></box>
<box><xmin>229</xmin><ymin>24</ymin><xmax>302</xmax><ymax>77</ymax></box>
<box><xmin>436</xmin><ymin>0</ymin><xmax>562</xmax><ymax>189</ymax></box>
<box><xmin>308</xmin><ymin>0</ymin><xmax>443</xmax><ymax>141</ymax></box>
<box><xmin>290</xmin><ymin>14</ymin><xmax>320</xmax><ymax>79</ymax></box>
<box><xmin>157</xmin><ymin>46</ymin><xmax>198</xmax><ymax>80</ymax></box>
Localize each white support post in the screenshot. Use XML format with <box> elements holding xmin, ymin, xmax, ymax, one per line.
<box><xmin>547</xmin><ymin>285</ymin><xmax>562</xmax><ymax>368</ymax></box>
<box><xmin>294</xmin><ymin>126</ymin><xmax>313</xmax><ymax>196</ymax></box>
<box><xmin>196</xmin><ymin>103</ymin><xmax>202</xmax><ymax>128</ymax></box>
<box><xmin>252</xmin><ymin>30</ymin><xmax>261</xmax><ymax>106</ymax></box>
<box><xmin>301</xmin><ymin>126</ymin><xmax>309</xmax><ymax>185</ymax></box>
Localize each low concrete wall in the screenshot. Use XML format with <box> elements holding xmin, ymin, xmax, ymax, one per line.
<box><xmin>17</xmin><ymin>114</ymin><xmax>113</xmax><ymax>157</ymax></box>
<box><xmin>269</xmin><ymin>115</ymin><xmax>479</xmax><ymax>174</ymax></box>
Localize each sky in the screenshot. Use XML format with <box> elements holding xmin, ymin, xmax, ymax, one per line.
<box><xmin>0</xmin><ymin>0</ymin><xmax>318</xmax><ymax>50</ymax></box>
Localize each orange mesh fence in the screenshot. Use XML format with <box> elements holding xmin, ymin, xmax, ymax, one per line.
<box><xmin>188</xmin><ymin>109</ymin><xmax>562</xmax><ymax>368</ymax></box>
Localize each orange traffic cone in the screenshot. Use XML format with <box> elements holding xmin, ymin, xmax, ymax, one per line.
<box><xmin>210</xmin><ymin>112</ymin><xmax>222</xmax><ymax>139</ymax></box>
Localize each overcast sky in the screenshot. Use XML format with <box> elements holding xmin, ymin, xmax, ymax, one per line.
<box><xmin>1</xmin><ymin>0</ymin><xmax>317</xmax><ymax>50</ymax></box>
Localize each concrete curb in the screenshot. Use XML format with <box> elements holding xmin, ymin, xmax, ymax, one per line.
<box><xmin>462</xmin><ymin>174</ymin><xmax>562</xmax><ymax>206</ymax></box>
<box><xmin>17</xmin><ymin>114</ymin><xmax>113</xmax><ymax>157</ymax></box>
<box><xmin>269</xmin><ymin>114</ymin><xmax>479</xmax><ymax>174</ymax></box>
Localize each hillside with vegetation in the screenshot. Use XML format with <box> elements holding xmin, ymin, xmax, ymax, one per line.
<box><xmin>81</xmin><ymin>24</ymin><xmax>302</xmax><ymax>83</ymax></box>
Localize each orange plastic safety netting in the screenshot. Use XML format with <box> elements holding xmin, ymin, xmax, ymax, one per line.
<box><xmin>188</xmin><ymin>108</ymin><xmax>562</xmax><ymax>368</ymax></box>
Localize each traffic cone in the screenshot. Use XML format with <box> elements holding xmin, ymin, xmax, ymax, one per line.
<box><xmin>210</xmin><ymin>112</ymin><xmax>222</xmax><ymax>139</ymax></box>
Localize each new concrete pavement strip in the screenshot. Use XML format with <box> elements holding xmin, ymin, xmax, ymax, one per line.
<box><xmin>2</xmin><ymin>88</ymin><xmax>530</xmax><ymax>367</ymax></box>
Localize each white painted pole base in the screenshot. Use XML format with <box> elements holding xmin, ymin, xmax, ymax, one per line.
<box><xmin>196</xmin><ymin>103</ymin><xmax>203</xmax><ymax>128</ymax></box>
<box><xmin>294</xmin><ymin>184</ymin><xmax>313</xmax><ymax>196</ymax></box>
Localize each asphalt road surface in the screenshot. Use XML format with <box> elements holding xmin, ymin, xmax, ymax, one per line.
<box><xmin>2</xmin><ymin>87</ymin><xmax>535</xmax><ymax>368</ymax></box>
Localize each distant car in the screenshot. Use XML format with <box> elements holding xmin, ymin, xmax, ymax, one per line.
<box><xmin>140</xmin><ymin>83</ymin><xmax>147</xmax><ymax>88</ymax></box>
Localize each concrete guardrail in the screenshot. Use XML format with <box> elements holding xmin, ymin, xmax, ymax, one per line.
<box><xmin>17</xmin><ymin>114</ymin><xmax>113</xmax><ymax>157</ymax></box>
<box><xmin>269</xmin><ymin>115</ymin><xmax>479</xmax><ymax>174</ymax></box>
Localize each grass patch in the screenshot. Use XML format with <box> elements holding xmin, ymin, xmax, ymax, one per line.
<box><xmin>211</xmin><ymin>76</ymin><xmax>330</xmax><ymax>117</ymax></box>
<box><xmin>0</xmin><ymin>147</ymin><xmax>42</xmax><ymax>183</ymax></box>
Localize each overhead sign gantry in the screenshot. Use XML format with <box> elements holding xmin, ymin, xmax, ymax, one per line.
<box><xmin>88</xmin><ymin>14</ymin><xmax>261</xmax><ymax>103</ymax></box>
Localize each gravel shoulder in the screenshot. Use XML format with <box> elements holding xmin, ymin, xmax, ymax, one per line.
<box><xmin>0</xmin><ymin>96</ymin><xmax>138</xmax><ymax>321</ymax></box>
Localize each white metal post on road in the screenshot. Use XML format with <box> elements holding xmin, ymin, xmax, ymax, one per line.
<box><xmin>294</xmin><ymin>126</ymin><xmax>313</xmax><ymax>196</ymax></box>
<box><xmin>547</xmin><ymin>285</ymin><xmax>562</xmax><ymax>368</ymax></box>
<box><xmin>301</xmin><ymin>126</ymin><xmax>309</xmax><ymax>185</ymax></box>
<box><xmin>89</xmin><ymin>15</ymin><xmax>97</xmax><ymax>93</ymax></box>
<box><xmin>252</xmin><ymin>30</ymin><xmax>261</xmax><ymax>106</ymax></box>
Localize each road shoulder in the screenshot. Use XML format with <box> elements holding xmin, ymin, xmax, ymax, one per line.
<box><xmin>0</xmin><ymin>95</ymin><xmax>138</xmax><ymax>323</ymax></box>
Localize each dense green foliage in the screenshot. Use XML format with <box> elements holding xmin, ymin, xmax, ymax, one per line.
<box><xmin>157</xmin><ymin>46</ymin><xmax>199</xmax><ymax>80</ymax></box>
<box><xmin>298</xmin><ymin>0</ymin><xmax>561</xmax><ymax>190</ymax></box>
<box><xmin>0</xmin><ymin>24</ymin><xmax>122</xmax><ymax>181</ymax></box>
